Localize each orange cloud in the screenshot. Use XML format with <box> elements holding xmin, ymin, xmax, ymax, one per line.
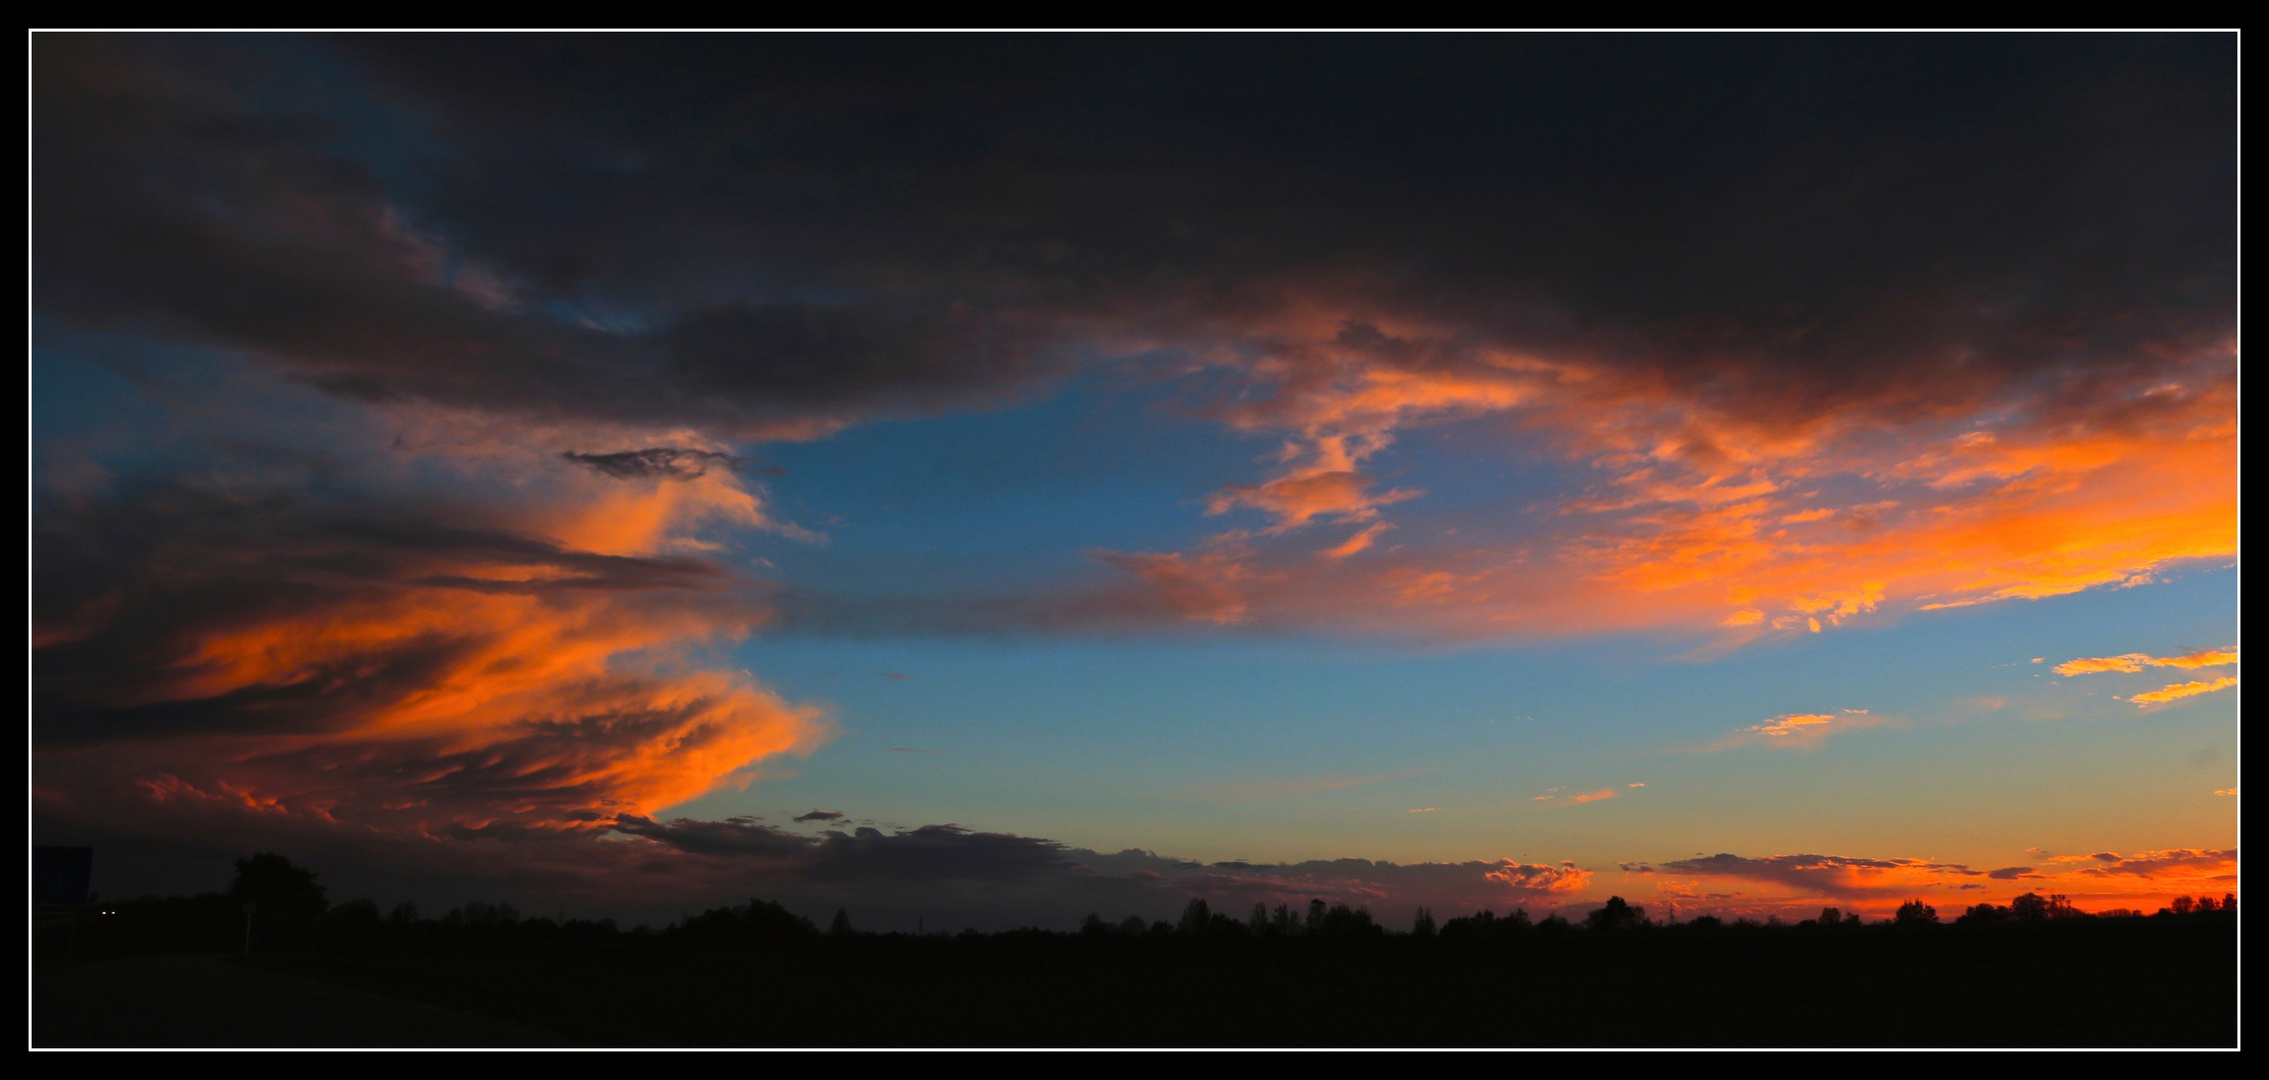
<box><xmin>2054</xmin><ymin>648</ymin><xmax>2236</xmax><ymax>676</ymax></box>
<box><xmin>1105</xmin><ymin>309</ymin><xmax>2234</xmax><ymax>643</ymax></box>
<box><xmin>1318</xmin><ymin>521</ymin><xmax>1394</xmax><ymax>560</ymax></box>
<box><xmin>1207</xmin><ymin>468</ymin><xmax>1422</xmax><ymax>532</ymax></box>
<box><xmin>1091</xmin><ymin>548</ymin><xmax>1258</xmax><ymax>625</ymax></box>
<box><xmin>1531</xmin><ymin>786</ymin><xmax>1618</xmax><ymax>808</ymax></box>
<box><xmin>1702</xmin><ymin>709</ymin><xmax>1884</xmax><ymax>752</ymax></box>
<box><xmin>2131</xmin><ymin>677</ymin><xmax>2238</xmax><ymax>705</ymax></box>
<box><xmin>34</xmin><ymin>439</ymin><xmax>833</xmax><ymax>837</ymax></box>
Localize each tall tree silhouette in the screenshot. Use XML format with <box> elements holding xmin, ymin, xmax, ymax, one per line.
<box><xmin>228</xmin><ymin>853</ymin><xmax>327</xmax><ymax>951</ymax></box>
<box><xmin>1177</xmin><ymin>898</ymin><xmax>1212</xmax><ymax>936</ymax></box>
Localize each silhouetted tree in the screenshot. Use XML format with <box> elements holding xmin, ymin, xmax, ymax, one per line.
<box><xmin>1119</xmin><ymin>915</ymin><xmax>1148</xmax><ymax>936</ymax></box>
<box><xmin>229</xmin><ymin>853</ymin><xmax>327</xmax><ymax>950</ymax></box>
<box><xmin>1584</xmin><ymin>896</ymin><xmax>1648</xmax><ymax>932</ymax></box>
<box><xmin>1305</xmin><ymin>898</ymin><xmax>1328</xmax><ymax>935</ymax></box>
<box><xmin>1818</xmin><ymin>907</ymin><xmax>1845</xmax><ymax>927</ymax></box>
<box><xmin>673</xmin><ymin>898</ymin><xmax>820</xmax><ymax>949</ymax></box>
<box><xmin>1687</xmin><ymin>915</ymin><xmax>1723</xmax><ymax>930</ymax></box>
<box><xmin>1440</xmin><ymin>909</ymin><xmax>1534</xmax><ymax>942</ymax></box>
<box><xmin>1412</xmin><ymin>907</ymin><xmax>1436</xmax><ymax>939</ymax></box>
<box><xmin>1249</xmin><ymin>903</ymin><xmax>1269</xmax><ymax>934</ymax></box>
<box><xmin>2008</xmin><ymin>892</ymin><xmax>2067</xmax><ymax>921</ymax></box>
<box><xmin>828</xmin><ymin>908</ymin><xmax>854</xmax><ymax>938</ymax></box>
<box><xmin>1958</xmin><ymin>903</ymin><xmax>2009</xmax><ymax>926</ymax></box>
<box><xmin>2171</xmin><ymin>896</ymin><xmax>2195</xmax><ymax>914</ymax></box>
<box><xmin>314</xmin><ymin>899</ymin><xmax>383</xmax><ymax>951</ymax></box>
<box><xmin>1177</xmin><ymin>898</ymin><xmax>1212</xmax><ymax>936</ymax></box>
<box><xmin>1893</xmin><ymin>899</ymin><xmax>1938</xmax><ymax>926</ymax></box>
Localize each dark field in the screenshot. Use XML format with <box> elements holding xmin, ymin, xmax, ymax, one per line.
<box><xmin>37</xmin><ymin>918</ymin><xmax>2238</xmax><ymax>1047</ymax></box>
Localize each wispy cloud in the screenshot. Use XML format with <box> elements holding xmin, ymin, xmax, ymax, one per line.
<box><xmin>2053</xmin><ymin>647</ymin><xmax>2235</xmax><ymax>676</ymax></box>
<box><xmin>1699</xmin><ymin>709</ymin><xmax>1886</xmax><ymax>752</ymax></box>
<box><xmin>1530</xmin><ymin>786</ymin><xmax>1618</xmax><ymax>808</ymax></box>
<box><xmin>2130</xmin><ymin>677</ymin><xmax>2238</xmax><ymax>705</ymax></box>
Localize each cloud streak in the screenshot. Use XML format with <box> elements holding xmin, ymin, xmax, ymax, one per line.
<box><xmin>2130</xmin><ymin>677</ymin><xmax>2238</xmax><ymax>705</ymax></box>
<box><xmin>1699</xmin><ymin>709</ymin><xmax>1885</xmax><ymax>752</ymax></box>
<box><xmin>2053</xmin><ymin>648</ymin><xmax>2236</xmax><ymax>676</ymax></box>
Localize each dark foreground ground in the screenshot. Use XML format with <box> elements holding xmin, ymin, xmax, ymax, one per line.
<box><xmin>35</xmin><ymin>918</ymin><xmax>2237</xmax><ymax>1047</ymax></box>
<box><xmin>33</xmin><ymin>954</ymin><xmax>557</xmax><ymax>1048</ymax></box>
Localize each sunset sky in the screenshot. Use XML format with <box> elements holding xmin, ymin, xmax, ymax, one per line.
<box><xmin>33</xmin><ymin>33</ymin><xmax>2236</xmax><ymax>929</ymax></box>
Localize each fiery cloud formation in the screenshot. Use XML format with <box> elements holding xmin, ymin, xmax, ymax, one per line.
<box><xmin>2047</xmin><ymin>646</ymin><xmax>2237</xmax><ymax>707</ymax></box>
<box><xmin>32</xmin><ymin>36</ymin><xmax>2233</xmax><ymax>927</ymax></box>
<box><xmin>34</xmin><ymin>442</ymin><xmax>831</xmax><ymax>838</ymax></box>
<box><xmin>1093</xmin><ymin>315</ymin><xmax>2236</xmax><ymax>641</ymax></box>
<box><xmin>2131</xmin><ymin>678</ymin><xmax>2238</xmax><ymax>706</ymax></box>
<box><xmin>2054</xmin><ymin>648</ymin><xmax>2237</xmax><ymax>676</ymax></box>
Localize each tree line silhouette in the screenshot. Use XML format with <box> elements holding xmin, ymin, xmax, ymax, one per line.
<box><xmin>34</xmin><ymin>852</ymin><xmax>2238</xmax><ymax>962</ymax></box>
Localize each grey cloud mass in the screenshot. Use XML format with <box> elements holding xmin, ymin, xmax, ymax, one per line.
<box><xmin>35</xmin><ymin>34</ymin><xmax>2234</xmax><ymax>438</ymax></box>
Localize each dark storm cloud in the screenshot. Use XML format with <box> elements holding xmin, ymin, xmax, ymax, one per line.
<box><xmin>33</xmin><ymin>36</ymin><xmax>1062</xmax><ymax>435</ymax></box>
<box><xmin>616</xmin><ymin>817</ymin><xmax>1068</xmax><ymax>883</ymax></box>
<box><xmin>596</xmin><ymin>814</ymin><xmax>1593</xmax><ymax>929</ymax></box>
<box><xmin>791</xmin><ymin>810</ymin><xmax>847</xmax><ymax>823</ymax></box>
<box><xmin>35</xmin><ymin>33</ymin><xmax>2234</xmax><ymax>433</ymax></box>
<box><xmin>31</xmin><ymin>480</ymin><xmax>744</xmax><ymax>747</ymax></box>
